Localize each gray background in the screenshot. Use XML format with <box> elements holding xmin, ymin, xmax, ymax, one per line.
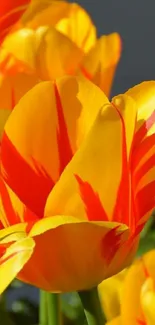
<box><xmin>71</xmin><ymin>0</ymin><xmax>155</xmax><ymax>96</ymax></box>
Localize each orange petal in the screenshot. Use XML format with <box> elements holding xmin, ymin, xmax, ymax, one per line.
<box><xmin>80</xmin><ymin>33</ymin><xmax>121</xmax><ymax>97</ymax></box>
<box><xmin>18</xmin><ymin>216</ymin><xmax>129</xmax><ymax>292</ymax></box>
<box><xmin>0</xmin><ymin>72</ymin><xmax>39</xmax><ymax>110</ymax></box>
<box><xmin>1</xmin><ymin>76</ymin><xmax>108</xmax><ymax>216</ymax></box>
<box><xmin>0</xmin><ymin>72</ymin><xmax>39</xmax><ymax>145</ymax></box>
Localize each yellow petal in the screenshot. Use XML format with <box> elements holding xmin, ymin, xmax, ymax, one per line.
<box><xmin>121</xmin><ymin>249</ymin><xmax>155</xmax><ymax>325</ymax></box>
<box><xmin>36</xmin><ymin>26</ymin><xmax>83</xmax><ymax>80</ymax></box>
<box><xmin>44</xmin><ymin>102</ymin><xmax>123</xmax><ymax>221</ymax></box>
<box><xmin>22</xmin><ymin>0</ymin><xmax>70</xmax><ymax>29</ymax></box>
<box><xmin>0</xmin><ymin>223</ymin><xmax>27</xmax><ymax>242</ymax></box>
<box><xmin>126</xmin><ymin>81</ymin><xmax>155</xmax><ymax>136</ymax></box>
<box><xmin>141</xmin><ymin>278</ymin><xmax>155</xmax><ymax>325</ymax></box>
<box><xmin>1</xmin><ymin>76</ymin><xmax>107</xmax><ymax>216</ymax></box>
<box><xmin>2</xmin><ymin>28</ymin><xmax>37</xmax><ymax>71</ymax></box>
<box><xmin>112</xmin><ymin>94</ymin><xmax>137</xmax><ymax>159</ymax></box>
<box><xmin>98</xmin><ymin>269</ymin><xmax>126</xmax><ymax>321</ymax></box>
<box><xmin>0</xmin><ymin>235</ymin><xmax>34</xmax><ymax>294</ymax></box>
<box><xmin>1</xmin><ymin>26</ymin><xmax>83</xmax><ymax>80</ymax></box>
<box><xmin>23</xmin><ymin>1</ymin><xmax>96</xmax><ymax>52</ymax></box>
<box><xmin>55</xmin><ymin>3</ymin><xmax>97</xmax><ymax>52</ymax></box>
<box><xmin>106</xmin><ymin>316</ymin><xmax>122</xmax><ymax>325</ymax></box>
<box><xmin>80</xmin><ymin>33</ymin><xmax>121</xmax><ymax>97</ymax></box>
<box><xmin>18</xmin><ymin>216</ymin><xmax>129</xmax><ymax>292</ymax></box>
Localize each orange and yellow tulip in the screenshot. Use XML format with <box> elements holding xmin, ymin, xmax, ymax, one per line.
<box><xmin>0</xmin><ymin>76</ymin><xmax>155</xmax><ymax>293</ymax></box>
<box><xmin>0</xmin><ymin>0</ymin><xmax>121</xmax><ymax>97</ymax></box>
<box><xmin>104</xmin><ymin>250</ymin><xmax>155</xmax><ymax>325</ymax></box>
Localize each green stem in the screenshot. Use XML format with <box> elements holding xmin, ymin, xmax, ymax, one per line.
<box><xmin>39</xmin><ymin>290</ymin><xmax>48</xmax><ymax>325</ymax></box>
<box><xmin>78</xmin><ymin>287</ymin><xmax>105</xmax><ymax>325</ymax></box>
<box><xmin>47</xmin><ymin>293</ymin><xmax>61</xmax><ymax>325</ymax></box>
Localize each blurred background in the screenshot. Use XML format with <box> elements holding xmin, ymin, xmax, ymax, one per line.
<box><xmin>74</xmin><ymin>0</ymin><xmax>155</xmax><ymax>96</ymax></box>
<box><xmin>2</xmin><ymin>0</ymin><xmax>155</xmax><ymax>324</ymax></box>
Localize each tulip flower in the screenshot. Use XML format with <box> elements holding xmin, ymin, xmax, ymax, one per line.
<box><xmin>0</xmin><ymin>1</ymin><xmax>121</xmax><ymax>97</ymax></box>
<box><xmin>0</xmin><ymin>225</ymin><xmax>34</xmax><ymax>293</ymax></box>
<box><xmin>0</xmin><ymin>76</ymin><xmax>155</xmax><ymax>293</ymax></box>
<box><xmin>104</xmin><ymin>250</ymin><xmax>155</xmax><ymax>325</ymax></box>
<box><xmin>0</xmin><ymin>0</ymin><xmax>31</xmax><ymax>43</ymax></box>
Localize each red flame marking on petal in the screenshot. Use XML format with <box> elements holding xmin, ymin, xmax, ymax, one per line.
<box><xmin>54</xmin><ymin>82</ymin><xmax>73</xmax><ymax>175</ymax></box>
<box><xmin>0</xmin><ymin>1</ymin><xmax>30</xmax><ymax>43</ymax></box>
<box><xmin>80</xmin><ymin>66</ymin><xmax>92</xmax><ymax>81</ymax></box>
<box><xmin>136</xmin><ymin>320</ymin><xmax>146</xmax><ymax>325</ymax></box>
<box><xmin>134</xmin><ymin>154</ymin><xmax>155</xmax><ymax>187</ymax></box>
<box><xmin>136</xmin><ymin>181</ymin><xmax>155</xmax><ymax>218</ymax></box>
<box><xmin>112</xmin><ymin>104</ymin><xmax>135</xmax><ymax>229</ymax></box>
<box><xmin>0</xmin><ymin>177</ymin><xmax>20</xmax><ymax>225</ymax></box>
<box><xmin>75</xmin><ymin>174</ymin><xmax>108</xmax><ymax>221</ymax></box>
<box><xmin>0</xmin><ymin>245</ymin><xmax>6</xmax><ymax>258</ymax></box>
<box><xmin>102</xmin><ymin>226</ymin><xmax>123</xmax><ymax>265</ymax></box>
<box><xmin>134</xmin><ymin>110</ymin><xmax>155</xmax><ymax>148</ymax></box>
<box><xmin>1</xmin><ymin>132</ymin><xmax>54</xmax><ymax>217</ymax></box>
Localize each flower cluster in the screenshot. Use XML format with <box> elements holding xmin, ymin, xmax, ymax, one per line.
<box><xmin>0</xmin><ymin>1</ymin><xmax>154</xmax><ymax>305</ymax></box>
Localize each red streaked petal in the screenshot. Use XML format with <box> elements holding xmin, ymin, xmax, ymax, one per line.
<box><xmin>101</xmin><ymin>226</ymin><xmax>123</xmax><ymax>265</ymax></box>
<box><xmin>75</xmin><ymin>174</ymin><xmax>108</xmax><ymax>221</ymax></box>
<box><xmin>112</xmin><ymin>105</ymin><xmax>132</xmax><ymax>228</ymax></box>
<box><xmin>136</xmin><ymin>181</ymin><xmax>155</xmax><ymax>218</ymax></box>
<box><xmin>134</xmin><ymin>110</ymin><xmax>155</xmax><ymax>148</ymax></box>
<box><xmin>0</xmin><ymin>236</ymin><xmax>34</xmax><ymax>294</ymax></box>
<box><xmin>134</xmin><ymin>154</ymin><xmax>155</xmax><ymax>187</ymax></box>
<box><xmin>0</xmin><ymin>0</ymin><xmax>31</xmax><ymax>43</ymax></box>
<box><xmin>132</xmin><ymin>134</ymin><xmax>155</xmax><ymax>173</ymax></box>
<box><xmin>0</xmin><ymin>176</ymin><xmax>39</xmax><ymax>228</ymax></box>
<box><xmin>0</xmin><ymin>177</ymin><xmax>20</xmax><ymax>226</ymax></box>
<box><xmin>54</xmin><ymin>82</ymin><xmax>73</xmax><ymax>174</ymax></box>
<box><xmin>1</xmin><ymin>132</ymin><xmax>54</xmax><ymax>217</ymax></box>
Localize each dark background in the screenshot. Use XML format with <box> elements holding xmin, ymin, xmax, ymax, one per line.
<box><xmin>71</xmin><ymin>0</ymin><xmax>155</xmax><ymax>96</ymax></box>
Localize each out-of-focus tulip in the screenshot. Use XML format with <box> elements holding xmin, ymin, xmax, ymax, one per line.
<box><xmin>0</xmin><ymin>225</ymin><xmax>34</xmax><ymax>293</ymax></box>
<box><xmin>0</xmin><ymin>1</ymin><xmax>121</xmax><ymax>97</ymax></box>
<box><xmin>98</xmin><ymin>269</ymin><xmax>126</xmax><ymax>321</ymax></box>
<box><xmin>105</xmin><ymin>250</ymin><xmax>155</xmax><ymax>325</ymax></box>
<box><xmin>0</xmin><ymin>0</ymin><xmax>31</xmax><ymax>43</ymax></box>
<box><xmin>0</xmin><ymin>77</ymin><xmax>155</xmax><ymax>292</ymax></box>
